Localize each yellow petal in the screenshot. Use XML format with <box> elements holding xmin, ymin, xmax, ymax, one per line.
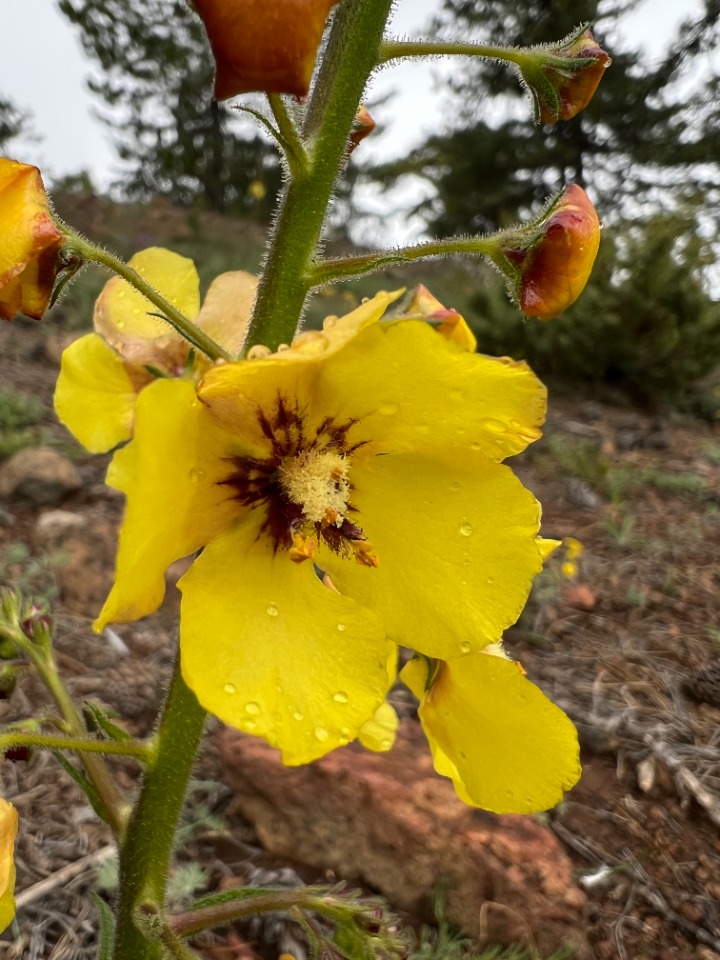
<box><xmin>198</xmin><ymin>290</ymin><xmax>404</xmax><ymax>439</ymax></box>
<box><xmin>94</xmin><ymin>247</ymin><xmax>200</xmax><ymax>371</ymax></box>
<box><xmin>357</xmin><ymin>701</ymin><xmax>399</xmax><ymax>753</ymax></box>
<box><xmin>402</xmin><ymin>654</ymin><xmax>581</xmax><ymax>813</ymax></box>
<box><xmin>95</xmin><ymin>378</ymin><xmax>239</xmax><ymax>629</ymax></box>
<box><xmin>0</xmin><ymin>799</ymin><xmax>18</xmax><ymax>933</ymax></box>
<box><xmin>179</xmin><ymin>524</ymin><xmax>396</xmax><ymax>764</ymax></box>
<box><xmin>195</xmin><ymin>270</ymin><xmax>257</xmax><ymax>356</ymax></box>
<box><xmin>322</xmin><ymin>452</ymin><xmax>544</xmax><ymax>660</ymax></box>
<box><xmin>53</xmin><ymin>333</ymin><xmax>137</xmax><ymax>453</ymax></box>
<box><xmin>315</xmin><ymin>319</ymin><xmax>546</xmax><ymax>462</ymax></box>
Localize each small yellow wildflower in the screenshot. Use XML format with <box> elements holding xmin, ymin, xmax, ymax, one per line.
<box><xmin>54</xmin><ymin>247</ymin><xmax>257</xmax><ymax>452</ymax></box>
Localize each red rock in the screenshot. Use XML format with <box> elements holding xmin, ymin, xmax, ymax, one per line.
<box><xmin>219</xmin><ymin>721</ymin><xmax>589</xmax><ymax>957</ymax></box>
<box><xmin>562</xmin><ymin>583</ymin><xmax>598</xmax><ymax>610</ymax></box>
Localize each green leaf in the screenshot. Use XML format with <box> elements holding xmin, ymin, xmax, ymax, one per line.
<box><xmin>51</xmin><ymin>750</ymin><xmax>110</xmax><ymax>825</ymax></box>
<box><xmin>83</xmin><ymin>701</ymin><xmax>134</xmax><ymax>742</ymax></box>
<box><xmin>92</xmin><ymin>893</ymin><xmax>116</xmax><ymax>960</ymax></box>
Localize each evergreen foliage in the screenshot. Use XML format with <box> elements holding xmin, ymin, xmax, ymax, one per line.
<box><xmin>0</xmin><ymin>97</ymin><xmax>31</xmax><ymax>152</ymax></box>
<box><xmin>57</xmin><ymin>0</ymin><xmax>282</xmax><ymax>216</ymax></box>
<box><xmin>371</xmin><ymin>0</ymin><xmax>720</xmax><ymax>234</ymax></box>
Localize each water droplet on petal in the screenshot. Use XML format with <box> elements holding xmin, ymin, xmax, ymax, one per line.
<box><xmin>116</xmin><ymin>320</ymin><xmax>126</xmax><ymax>330</ymax></box>
<box><xmin>266</xmin><ymin>603</ymin><xmax>279</xmax><ymax>617</ymax></box>
<box><xmin>293</xmin><ymin>711</ymin><xmax>304</xmax><ymax>721</ymax></box>
<box><xmin>132</xmin><ymin>308</ymin><xmax>140</xmax><ymax>316</ymax></box>
<box><xmin>314</xmin><ymin>726</ymin><xmax>329</xmax><ymax>742</ymax></box>
<box><xmin>245</xmin><ymin>702</ymin><xmax>261</xmax><ymax>716</ymax></box>
<box><xmin>223</xmin><ymin>682</ymin><xmax>236</xmax><ymax>695</ymax></box>
<box><xmin>380</xmin><ymin>738</ymin><xmax>392</xmax><ymax>750</ymax></box>
<box><xmin>379</xmin><ymin>403</ymin><xmax>398</xmax><ymax>416</ymax></box>
<box><xmin>487</xmin><ymin>576</ymin><xmax>495</xmax><ymax>585</ymax></box>
<box><xmin>337</xmin><ymin>623</ymin><xmax>346</xmax><ymax>632</ymax></box>
<box><xmin>245</xmin><ymin>719</ymin><xmax>257</xmax><ymax>731</ymax></box>
<box><xmin>460</xmin><ymin>641</ymin><xmax>471</xmax><ymax>654</ymax></box>
<box><xmin>189</xmin><ymin>467</ymin><xmax>205</xmax><ymax>483</ymax></box>
<box><xmin>333</xmin><ymin>691</ymin><xmax>349</xmax><ymax>704</ymax></box>
<box><xmin>449</xmin><ymin>480</ymin><xmax>461</xmax><ymax>492</ymax></box>
<box><xmin>459</xmin><ymin>522</ymin><xmax>473</xmax><ymax>537</ymax></box>
<box><xmin>481</xmin><ymin>418</ymin><xmax>507</xmax><ymax>435</ymax></box>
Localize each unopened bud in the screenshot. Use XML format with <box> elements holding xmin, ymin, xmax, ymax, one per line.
<box><xmin>523</xmin><ymin>26</ymin><xmax>611</xmax><ymax>125</ymax></box>
<box><xmin>501</xmin><ymin>184</ymin><xmax>600</xmax><ymax>321</ymax></box>
<box><xmin>0</xmin><ymin>158</ymin><xmax>65</xmax><ymax>321</ymax></box>
<box><xmin>193</xmin><ymin>0</ymin><xmax>339</xmax><ymax>100</ymax></box>
<box><xmin>348</xmin><ymin>106</ymin><xmax>376</xmax><ymax>155</ymax></box>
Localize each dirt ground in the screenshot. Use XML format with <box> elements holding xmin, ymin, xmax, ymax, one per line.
<box><xmin>0</xmin><ymin>312</ymin><xmax>719</xmax><ymax>960</ymax></box>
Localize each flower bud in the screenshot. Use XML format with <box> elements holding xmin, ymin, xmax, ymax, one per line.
<box><xmin>348</xmin><ymin>105</ymin><xmax>376</xmax><ymax>155</ymax></box>
<box><xmin>524</xmin><ymin>27</ymin><xmax>610</xmax><ymax>124</ymax></box>
<box><xmin>193</xmin><ymin>0</ymin><xmax>339</xmax><ymax>100</ymax></box>
<box><xmin>0</xmin><ymin>158</ymin><xmax>64</xmax><ymax>321</ymax></box>
<box><xmin>398</xmin><ymin>285</ymin><xmax>477</xmax><ymax>352</ymax></box>
<box><xmin>503</xmin><ymin>184</ymin><xmax>600</xmax><ymax>321</ymax></box>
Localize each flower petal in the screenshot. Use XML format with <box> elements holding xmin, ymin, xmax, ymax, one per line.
<box><xmin>194</xmin><ymin>270</ymin><xmax>258</xmax><ymax>356</ymax></box>
<box><xmin>322</xmin><ymin>451</ymin><xmax>544</xmax><ymax>660</ymax></box>
<box><xmin>94</xmin><ymin>247</ymin><xmax>200</xmax><ymax>371</ymax></box>
<box><xmin>0</xmin><ymin>799</ymin><xmax>17</xmax><ymax>934</ymax></box>
<box><xmin>316</xmin><ymin>319</ymin><xmax>546</xmax><ymax>461</ymax></box>
<box><xmin>54</xmin><ymin>333</ymin><xmax>137</xmax><ymax>453</ymax></box>
<box><xmin>402</xmin><ymin>655</ymin><xmax>581</xmax><ymax>813</ymax></box>
<box><xmin>95</xmin><ymin>378</ymin><xmax>239</xmax><ymax>629</ymax></box>
<box><xmin>179</xmin><ymin>524</ymin><xmax>396</xmax><ymax>764</ymax></box>
<box><xmin>357</xmin><ymin>701</ymin><xmax>399</xmax><ymax>753</ymax></box>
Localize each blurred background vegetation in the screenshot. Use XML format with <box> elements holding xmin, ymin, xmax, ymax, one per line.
<box><xmin>2</xmin><ymin>0</ymin><xmax>720</xmax><ymax>411</ymax></box>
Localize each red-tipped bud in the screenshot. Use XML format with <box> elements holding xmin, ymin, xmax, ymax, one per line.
<box><xmin>524</xmin><ymin>26</ymin><xmax>610</xmax><ymax>124</ymax></box>
<box><xmin>0</xmin><ymin>158</ymin><xmax>64</xmax><ymax>321</ymax></box>
<box><xmin>193</xmin><ymin>0</ymin><xmax>339</xmax><ymax>100</ymax></box>
<box><xmin>348</xmin><ymin>106</ymin><xmax>376</xmax><ymax>155</ymax></box>
<box><xmin>503</xmin><ymin>184</ymin><xmax>600</xmax><ymax>321</ymax></box>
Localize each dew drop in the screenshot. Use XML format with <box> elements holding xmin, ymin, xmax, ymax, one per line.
<box><xmin>333</xmin><ymin>691</ymin><xmax>349</xmax><ymax>704</ymax></box>
<box><xmin>380</xmin><ymin>738</ymin><xmax>392</xmax><ymax>750</ymax></box>
<box><xmin>245</xmin><ymin>719</ymin><xmax>257</xmax><ymax>731</ymax></box>
<box><xmin>336</xmin><ymin>623</ymin><xmax>346</xmax><ymax>632</ymax></box>
<box><xmin>460</xmin><ymin>641</ymin><xmax>471</xmax><ymax>655</ymax></box>
<box><xmin>266</xmin><ymin>603</ymin><xmax>279</xmax><ymax>617</ymax></box>
<box><xmin>379</xmin><ymin>403</ymin><xmax>398</xmax><ymax>416</ymax></box>
<box><xmin>487</xmin><ymin>576</ymin><xmax>495</xmax><ymax>585</ymax></box>
<box><xmin>314</xmin><ymin>726</ymin><xmax>329</xmax><ymax>742</ymax></box>
<box><xmin>116</xmin><ymin>320</ymin><xmax>126</xmax><ymax>330</ymax></box>
<box><xmin>459</xmin><ymin>522</ymin><xmax>473</xmax><ymax>537</ymax></box>
<box><xmin>245</xmin><ymin>701</ymin><xmax>261</xmax><ymax>716</ymax></box>
<box><xmin>481</xmin><ymin>418</ymin><xmax>507</xmax><ymax>435</ymax></box>
<box><xmin>223</xmin><ymin>682</ymin><xmax>236</xmax><ymax>695</ymax></box>
<box><xmin>132</xmin><ymin>308</ymin><xmax>141</xmax><ymax>316</ymax></box>
<box><xmin>470</xmin><ymin>441</ymin><xmax>482</xmax><ymax>452</ymax></box>
<box><xmin>189</xmin><ymin>467</ymin><xmax>205</xmax><ymax>483</ymax></box>
<box><xmin>449</xmin><ymin>480</ymin><xmax>461</xmax><ymax>492</ymax></box>
<box><xmin>293</xmin><ymin>710</ymin><xmax>304</xmax><ymax>721</ymax></box>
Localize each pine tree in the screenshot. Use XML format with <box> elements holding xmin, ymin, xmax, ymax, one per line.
<box><xmin>58</xmin><ymin>0</ymin><xmax>281</xmax><ymax>217</ymax></box>
<box><xmin>0</xmin><ymin>97</ymin><xmax>31</xmax><ymax>153</ymax></box>
<box><xmin>372</xmin><ymin>0</ymin><xmax>720</xmax><ymax>235</ymax></box>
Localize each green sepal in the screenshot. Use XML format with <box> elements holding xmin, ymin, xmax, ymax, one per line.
<box><xmin>51</xmin><ymin>749</ymin><xmax>110</xmax><ymax>825</ymax></box>
<box><xmin>83</xmin><ymin>701</ymin><xmax>134</xmax><ymax>743</ymax></box>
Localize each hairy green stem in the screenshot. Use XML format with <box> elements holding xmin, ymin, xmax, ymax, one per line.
<box><xmin>59</xmin><ymin>230</ymin><xmax>231</xmax><ymax>362</ymax></box>
<box><xmin>112</xmin><ymin>663</ymin><xmax>206</xmax><ymax>960</ymax></box>
<box><xmin>267</xmin><ymin>94</ymin><xmax>309</xmax><ymax>177</ymax></box>
<box><xmin>379</xmin><ymin>38</ymin><xmax>527</xmax><ymax>67</ymax></box>
<box><xmin>309</xmin><ymin>235</ymin><xmax>501</xmax><ymax>286</ymax></box>
<box><xmin>244</xmin><ymin>0</ymin><xmax>395</xmax><ymax>352</ymax></box>
<box><xmin>0</xmin><ymin>732</ymin><xmax>152</xmax><ymax>759</ymax></box>
<box><xmin>11</xmin><ymin>629</ymin><xmax>131</xmax><ymax>837</ymax></box>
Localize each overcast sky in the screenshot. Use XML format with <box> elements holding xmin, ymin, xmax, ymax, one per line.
<box><xmin>1</xmin><ymin>0</ymin><xmax>698</xmax><ymax>180</ymax></box>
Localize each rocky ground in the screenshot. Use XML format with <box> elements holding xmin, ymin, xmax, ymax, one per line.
<box><xmin>0</xmin><ymin>312</ymin><xmax>719</xmax><ymax>960</ymax></box>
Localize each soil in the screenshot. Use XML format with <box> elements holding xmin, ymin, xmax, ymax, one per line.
<box><xmin>1</xmin><ymin>308</ymin><xmax>719</xmax><ymax>960</ymax></box>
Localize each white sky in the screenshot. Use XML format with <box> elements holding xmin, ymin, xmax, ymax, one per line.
<box><xmin>0</xmin><ymin>0</ymin><xmax>703</xmax><ymax>241</ymax></box>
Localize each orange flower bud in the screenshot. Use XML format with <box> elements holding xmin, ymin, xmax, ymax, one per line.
<box><xmin>0</xmin><ymin>158</ymin><xmax>64</xmax><ymax>321</ymax></box>
<box><xmin>541</xmin><ymin>29</ymin><xmax>611</xmax><ymax>124</ymax></box>
<box><xmin>348</xmin><ymin>105</ymin><xmax>376</xmax><ymax>154</ymax></box>
<box><xmin>193</xmin><ymin>0</ymin><xmax>339</xmax><ymax>100</ymax></box>
<box><xmin>506</xmin><ymin>184</ymin><xmax>600</xmax><ymax>321</ymax></box>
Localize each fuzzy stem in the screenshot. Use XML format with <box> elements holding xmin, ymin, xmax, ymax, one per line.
<box><xmin>309</xmin><ymin>236</ymin><xmax>501</xmax><ymax>286</ymax></box>
<box><xmin>0</xmin><ymin>732</ymin><xmax>152</xmax><ymax>759</ymax></box>
<box><xmin>244</xmin><ymin>0</ymin><xmax>395</xmax><ymax>352</ymax></box>
<box><xmin>59</xmin><ymin>229</ymin><xmax>231</xmax><ymax>362</ymax></box>
<box><xmin>379</xmin><ymin>38</ymin><xmax>527</xmax><ymax>67</ymax></box>
<box><xmin>112</xmin><ymin>662</ymin><xmax>206</xmax><ymax>960</ymax></box>
<box><xmin>267</xmin><ymin>94</ymin><xmax>309</xmax><ymax>177</ymax></box>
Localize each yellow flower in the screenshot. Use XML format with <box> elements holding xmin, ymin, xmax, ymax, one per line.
<box><xmin>193</xmin><ymin>0</ymin><xmax>339</xmax><ymax>100</ymax></box>
<box><xmin>0</xmin><ymin>158</ymin><xmax>64</xmax><ymax>321</ymax></box>
<box><xmin>54</xmin><ymin>247</ymin><xmax>257</xmax><ymax>452</ymax></box>
<box><xmin>90</xmin><ymin>290</ymin><xmax>553</xmax><ymax>777</ymax></box>
<box><xmin>0</xmin><ymin>799</ymin><xmax>18</xmax><ymax>933</ymax></box>
<box><xmin>402</xmin><ymin>650</ymin><xmax>580</xmax><ymax>813</ymax></box>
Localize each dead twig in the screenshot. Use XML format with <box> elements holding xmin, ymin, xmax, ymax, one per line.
<box><xmin>14</xmin><ymin>844</ymin><xmax>116</xmax><ymax>911</ymax></box>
